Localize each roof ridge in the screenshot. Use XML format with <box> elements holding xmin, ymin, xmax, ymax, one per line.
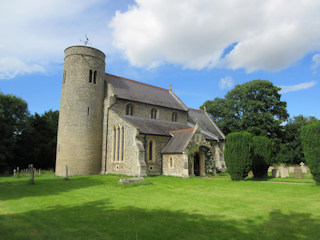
<box><xmin>105</xmin><ymin>73</ymin><xmax>169</xmax><ymax>92</ymax></box>
<box><xmin>189</xmin><ymin>108</ymin><xmax>205</xmax><ymax>113</ymax></box>
<box><xmin>170</xmin><ymin>128</ymin><xmax>194</xmax><ymax>133</ymax></box>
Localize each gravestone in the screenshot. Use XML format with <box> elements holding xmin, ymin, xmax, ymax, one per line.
<box><xmin>272</xmin><ymin>169</ymin><xmax>278</xmax><ymax>177</ymax></box>
<box><xmin>13</xmin><ymin>169</ymin><xmax>16</xmax><ymax>177</ymax></box>
<box><xmin>281</xmin><ymin>167</ymin><xmax>289</xmax><ymax>178</ymax></box>
<box><xmin>288</xmin><ymin>167</ymin><xmax>295</xmax><ymax>173</ymax></box>
<box><xmin>294</xmin><ymin>168</ymin><xmax>303</xmax><ymax>179</ymax></box>
<box><xmin>29</xmin><ymin>164</ymin><xmax>34</xmax><ymax>184</ymax></box>
<box><xmin>248</xmin><ymin>170</ymin><xmax>254</xmax><ymax>177</ymax></box>
<box><xmin>300</xmin><ymin>162</ymin><xmax>308</xmax><ymax>174</ymax></box>
<box><xmin>119</xmin><ymin>177</ymin><xmax>144</xmax><ymax>184</ymax></box>
<box><xmin>268</xmin><ymin>166</ymin><xmax>274</xmax><ymax>173</ymax></box>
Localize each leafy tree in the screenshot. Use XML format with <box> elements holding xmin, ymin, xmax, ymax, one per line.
<box><xmin>224</xmin><ymin>132</ymin><xmax>253</xmax><ymax>180</ymax></box>
<box><xmin>15</xmin><ymin>110</ymin><xmax>59</xmax><ymax>170</ymax></box>
<box><xmin>277</xmin><ymin>115</ymin><xmax>319</xmax><ymax>165</ymax></box>
<box><xmin>0</xmin><ymin>93</ymin><xmax>29</xmax><ymax>173</ymax></box>
<box><xmin>202</xmin><ymin>80</ymin><xmax>289</xmax><ymax>138</ymax></box>
<box><xmin>301</xmin><ymin>122</ymin><xmax>320</xmax><ymax>185</ymax></box>
<box><xmin>252</xmin><ymin>136</ymin><xmax>272</xmax><ymax>177</ymax></box>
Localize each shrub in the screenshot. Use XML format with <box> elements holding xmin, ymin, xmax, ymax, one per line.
<box><xmin>252</xmin><ymin>136</ymin><xmax>272</xmax><ymax>177</ymax></box>
<box><xmin>301</xmin><ymin>122</ymin><xmax>320</xmax><ymax>185</ymax></box>
<box><xmin>224</xmin><ymin>132</ymin><xmax>253</xmax><ymax>180</ymax></box>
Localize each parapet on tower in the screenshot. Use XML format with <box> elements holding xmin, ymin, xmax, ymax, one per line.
<box><xmin>55</xmin><ymin>46</ymin><xmax>106</xmax><ymax>176</ymax></box>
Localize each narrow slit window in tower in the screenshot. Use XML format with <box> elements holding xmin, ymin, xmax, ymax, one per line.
<box><xmin>93</xmin><ymin>71</ymin><xmax>97</xmax><ymax>84</ymax></box>
<box><xmin>89</xmin><ymin>70</ymin><xmax>92</xmax><ymax>83</ymax></box>
<box><xmin>63</xmin><ymin>71</ymin><xmax>66</xmax><ymax>84</ymax></box>
<box><xmin>87</xmin><ymin>107</ymin><xmax>90</xmax><ymax>116</ymax></box>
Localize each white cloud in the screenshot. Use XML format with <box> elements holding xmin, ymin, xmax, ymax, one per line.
<box><xmin>0</xmin><ymin>0</ymin><xmax>113</xmax><ymax>79</ymax></box>
<box><xmin>312</xmin><ymin>53</ymin><xmax>320</xmax><ymax>70</ymax></box>
<box><xmin>279</xmin><ymin>81</ymin><xmax>317</xmax><ymax>94</ymax></box>
<box><xmin>0</xmin><ymin>58</ymin><xmax>45</xmax><ymax>79</ymax></box>
<box><xmin>219</xmin><ymin>76</ymin><xmax>234</xmax><ymax>90</ymax></box>
<box><xmin>110</xmin><ymin>0</ymin><xmax>320</xmax><ymax>72</ymax></box>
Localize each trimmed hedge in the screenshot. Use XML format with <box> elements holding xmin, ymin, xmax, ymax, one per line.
<box><xmin>252</xmin><ymin>136</ymin><xmax>272</xmax><ymax>177</ymax></box>
<box><xmin>301</xmin><ymin>122</ymin><xmax>320</xmax><ymax>185</ymax></box>
<box><xmin>225</xmin><ymin>132</ymin><xmax>253</xmax><ymax>180</ymax></box>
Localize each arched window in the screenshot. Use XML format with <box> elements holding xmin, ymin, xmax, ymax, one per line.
<box><xmin>113</xmin><ymin>127</ymin><xmax>116</xmax><ymax>161</ymax></box>
<box><xmin>89</xmin><ymin>70</ymin><xmax>92</xmax><ymax>83</ymax></box>
<box><xmin>151</xmin><ymin>108</ymin><xmax>157</xmax><ymax>119</ymax></box>
<box><xmin>117</xmin><ymin>127</ymin><xmax>120</xmax><ymax>161</ymax></box>
<box><xmin>126</xmin><ymin>104</ymin><xmax>134</xmax><ymax>115</ymax></box>
<box><xmin>93</xmin><ymin>71</ymin><xmax>97</xmax><ymax>84</ymax></box>
<box><xmin>121</xmin><ymin>126</ymin><xmax>124</xmax><ymax>161</ymax></box>
<box><xmin>172</xmin><ymin>112</ymin><xmax>177</xmax><ymax>122</ymax></box>
<box><xmin>149</xmin><ymin>140</ymin><xmax>153</xmax><ymax>161</ymax></box>
<box><xmin>170</xmin><ymin>157</ymin><xmax>173</xmax><ymax>168</ymax></box>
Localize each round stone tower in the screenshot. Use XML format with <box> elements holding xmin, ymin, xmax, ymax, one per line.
<box><xmin>55</xmin><ymin>46</ymin><xmax>106</xmax><ymax>176</ymax></box>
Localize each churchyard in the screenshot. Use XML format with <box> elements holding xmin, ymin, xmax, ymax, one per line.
<box><xmin>0</xmin><ymin>173</ymin><xmax>319</xmax><ymax>240</ymax></box>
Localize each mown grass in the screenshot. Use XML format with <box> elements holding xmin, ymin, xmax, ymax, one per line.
<box><xmin>1</xmin><ymin>173</ymin><xmax>320</xmax><ymax>240</ymax></box>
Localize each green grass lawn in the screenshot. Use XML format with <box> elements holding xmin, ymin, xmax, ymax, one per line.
<box><xmin>1</xmin><ymin>174</ymin><xmax>320</xmax><ymax>240</ymax></box>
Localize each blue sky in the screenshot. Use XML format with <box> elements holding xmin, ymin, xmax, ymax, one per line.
<box><xmin>0</xmin><ymin>0</ymin><xmax>319</xmax><ymax>119</ymax></box>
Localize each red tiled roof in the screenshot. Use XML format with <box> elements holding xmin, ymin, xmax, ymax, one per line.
<box><xmin>189</xmin><ymin>108</ymin><xmax>205</xmax><ymax>113</ymax></box>
<box><xmin>169</xmin><ymin>128</ymin><xmax>194</xmax><ymax>134</ymax></box>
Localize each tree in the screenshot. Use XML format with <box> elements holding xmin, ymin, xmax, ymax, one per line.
<box><xmin>277</xmin><ymin>115</ymin><xmax>319</xmax><ymax>165</ymax></box>
<box><xmin>252</xmin><ymin>136</ymin><xmax>272</xmax><ymax>177</ymax></box>
<box><xmin>301</xmin><ymin>122</ymin><xmax>320</xmax><ymax>185</ymax></box>
<box><xmin>224</xmin><ymin>132</ymin><xmax>253</xmax><ymax>180</ymax></box>
<box><xmin>0</xmin><ymin>93</ymin><xmax>29</xmax><ymax>173</ymax></box>
<box><xmin>202</xmin><ymin>80</ymin><xmax>289</xmax><ymax>138</ymax></box>
<box><xmin>15</xmin><ymin>110</ymin><xmax>59</xmax><ymax>170</ymax></box>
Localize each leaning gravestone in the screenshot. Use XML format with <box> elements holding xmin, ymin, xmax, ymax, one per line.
<box><xmin>294</xmin><ymin>168</ymin><xmax>303</xmax><ymax>179</ymax></box>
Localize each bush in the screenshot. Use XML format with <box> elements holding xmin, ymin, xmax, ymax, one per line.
<box><xmin>224</xmin><ymin>132</ymin><xmax>253</xmax><ymax>180</ymax></box>
<box><xmin>301</xmin><ymin>122</ymin><xmax>320</xmax><ymax>185</ymax></box>
<box><xmin>252</xmin><ymin>136</ymin><xmax>272</xmax><ymax>177</ymax></box>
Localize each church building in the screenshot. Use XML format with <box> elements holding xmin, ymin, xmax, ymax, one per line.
<box><xmin>55</xmin><ymin>46</ymin><xmax>225</xmax><ymax>178</ymax></box>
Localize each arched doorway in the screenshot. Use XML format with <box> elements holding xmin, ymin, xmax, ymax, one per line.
<box><xmin>194</xmin><ymin>153</ymin><xmax>200</xmax><ymax>176</ymax></box>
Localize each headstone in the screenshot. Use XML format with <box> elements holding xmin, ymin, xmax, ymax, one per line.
<box><xmin>248</xmin><ymin>170</ymin><xmax>254</xmax><ymax>177</ymax></box>
<box><xmin>13</xmin><ymin>169</ymin><xmax>16</xmax><ymax>177</ymax></box>
<box><xmin>281</xmin><ymin>167</ymin><xmax>289</xmax><ymax>178</ymax></box>
<box><xmin>268</xmin><ymin>166</ymin><xmax>274</xmax><ymax>173</ymax></box>
<box><xmin>38</xmin><ymin>169</ymin><xmax>41</xmax><ymax>176</ymax></box>
<box><xmin>289</xmin><ymin>167</ymin><xmax>295</xmax><ymax>173</ymax></box>
<box><xmin>119</xmin><ymin>177</ymin><xmax>144</xmax><ymax>184</ymax></box>
<box><xmin>272</xmin><ymin>169</ymin><xmax>278</xmax><ymax>177</ymax></box>
<box><xmin>300</xmin><ymin>162</ymin><xmax>308</xmax><ymax>174</ymax></box>
<box><xmin>294</xmin><ymin>169</ymin><xmax>303</xmax><ymax>179</ymax></box>
<box><xmin>29</xmin><ymin>164</ymin><xmax>34</xmax><ymax>184</ymax></box>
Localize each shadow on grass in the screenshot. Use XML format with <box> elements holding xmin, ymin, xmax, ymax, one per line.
<box><xmin>0</xmin><ymin>175</ymin><xmax>118</xmax><ymax>201</ymax></box>
<box><xmin>1</xmin><ymin>199</ymin><xmax>319</xmax><ymax>240</ymax></box>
